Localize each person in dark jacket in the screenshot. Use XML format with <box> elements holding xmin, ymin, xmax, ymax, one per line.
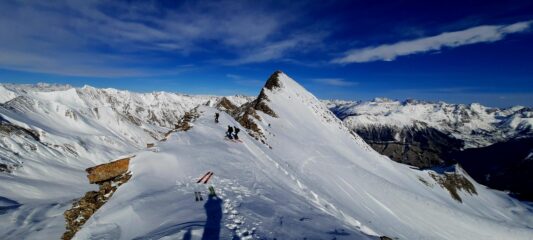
<box><xmin>233</xmin><ymin>126</ymin><xmax>240</xmax><ymax>140</ymax></box>
<box><xmin>214</xmin><ymin>112</ymin><xmax>219</xmax><ymax>123</ymax></box>
<box><xmin>226</xmin><ymin>125</ymin><xmax>233</xmax><ymax>139</ymax></box>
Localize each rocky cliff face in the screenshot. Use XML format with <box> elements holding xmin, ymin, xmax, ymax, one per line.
<box><xmin>355</xmin><ymin>123</ymin><xmax>464</xmax><ymax>168</ymax></box>
<box><xmin>454</xmin><ymin>137</ymin><xmax>533</xmax><ymax>201</ymax></box>
<box><xmin>327</xmin><ymin>99</ymin><xmax>533</xmax><ymax>200</ymax></box>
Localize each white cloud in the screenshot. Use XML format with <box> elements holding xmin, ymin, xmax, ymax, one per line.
<box><xmin>226</xmin><ymin>74</ymin><xmax>242</xmax><ymax>80</ymax></box>
<box><xmin>333</xmin><ymin>20</ymin><xmax>533</xmax><ymax>64</ymax></box>
<box><xmin>220</xmin><ymin>32</ymin><xmax>326</xmax><ymax>65</ymax></box>
<box><xmin>313</xmin><ymin>78</ymin><xmax>357</xmax><ymax>87</ymax></box>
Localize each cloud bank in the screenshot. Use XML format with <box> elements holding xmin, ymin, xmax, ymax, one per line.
<box><xmin>333</xmin><ymin>20</ymin><xmax>532</xmax><ymax>64</ymax></box>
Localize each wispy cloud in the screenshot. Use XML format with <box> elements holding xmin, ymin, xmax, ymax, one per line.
<box><xmin>313</xmin><ymin>78</ymin><xmax>358</xmax><ymax>87</ymax></box>
<box><xmin>0</xmin><ymin>1</ymin><xmax>321</xmax><ymax>77</ymax></box>
<box><xmin>333</xmin><ymin>20</ymin><xmax>533</xmax><ymax>64</ymax></box>
<box><xmin>219</xmin><ymin>32</ymin><xmax>327</xmax><ymax>65</ymax></box>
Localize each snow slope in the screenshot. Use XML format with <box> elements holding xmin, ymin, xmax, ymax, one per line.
<box><xmin>327</xmin><ymin>98</ymin><xmax>533</xmax><ymax>148</ymax></box>
<box><xmin>0</xmin><ymin>84</ymin><xmax>249</xmax><ymax>239</ymax></box>
<box><xmin>73</xmin><ymin>73</ymin><xmax>533</xmax><ymax>239</ymax></box>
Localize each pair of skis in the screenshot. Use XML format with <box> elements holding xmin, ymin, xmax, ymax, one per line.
<box><xmin>195</xmin><ymin>171</ymin><xmax>216</xmax><ymax>202</ymax></box>
<box><xmin>196</xmin><ymin>171</ymin><xmax>214</xmax><ymax>184</ymax></box>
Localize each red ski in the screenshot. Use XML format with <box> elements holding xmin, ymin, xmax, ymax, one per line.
<box><xmin>196</xmin><ymin>171</ymin><xmax>212</xmax><ymax>183</ymax></box>
<box><xmin>203</xmin><ymin>172</ymin><xmax>214</xmax><ymax>184</ymax></box>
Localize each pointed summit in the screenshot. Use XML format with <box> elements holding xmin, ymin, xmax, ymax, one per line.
<box><xmin>263</xmin><ymin>70</ymin><xmax>283</xmax><ymax>90</ymax></box>
<box><xmin>219</xmin><ymin>70</ymin><xmax>354</xmax><ymax>147</ymax></box>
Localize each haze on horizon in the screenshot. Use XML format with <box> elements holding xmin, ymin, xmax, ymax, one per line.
<box><xmin>0</xmin><ymin>0</ymin><xmax>532</xmax><ymax>107</ymax></box>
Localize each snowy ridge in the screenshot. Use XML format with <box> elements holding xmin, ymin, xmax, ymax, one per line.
<box><xmin>1</xmin><ymin>77</ymin><xmax>533</xmax><ymax>239</ymax></box>
<box><xmin>0</xmin><ymin>83</ymin><xmax>249</xmax><ymax>239</ymax></box>
<box><xmin>326</xmin><ymin>98</ymin><xmax>533</xmax><ymax>148</ymax></box>
<box><xmin>70</xmin><ymin>72</ymin><xmax>533</xmax><ymax>239</ymax></box>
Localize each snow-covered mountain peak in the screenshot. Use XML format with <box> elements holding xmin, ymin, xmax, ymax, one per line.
<box><xmin>0</xmin><ymin>84</ymin><xmax>17</xmax><ymax>103</ymax></box>
<box><xmin>329</xmin><ymin>98</ymin><xmax>533</xmax><ymax>148</ymax></box>
<box><xmin>262</xmin><ymin>70</ymin><xmax>318</xmax><ymax>101</ymax></box>
<box><xmin>240</xmin><ymin>71</ymin><xmax>369</xmax><ymax>148</ymax></box>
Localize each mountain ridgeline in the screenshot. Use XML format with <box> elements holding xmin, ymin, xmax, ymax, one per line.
<box><xmin>0</xmin><ymin>72</ymin><xmax>532</xmax><ymax>239</ymax></box>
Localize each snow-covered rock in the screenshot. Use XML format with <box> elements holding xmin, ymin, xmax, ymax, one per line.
<box><xmin>326</xmin><ymin>99</ymin><xmax>533</xmax><ymax>148</ymax></box>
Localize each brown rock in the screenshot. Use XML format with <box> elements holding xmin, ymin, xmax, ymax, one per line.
<box><xmin>216</xmin><ymin>97</ymin><xmax>238</xmax><ymax>112</ymax></box>
<box><xmin>86</xmin><ymin>157</ymin><xmax>132</xmax><ymax>184</ymax></box>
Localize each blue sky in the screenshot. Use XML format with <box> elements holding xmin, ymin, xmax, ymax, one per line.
<box><xmin>0</xmin><ymin>0</ymin><xmax>532</xmax><ymax>107</ymax></box>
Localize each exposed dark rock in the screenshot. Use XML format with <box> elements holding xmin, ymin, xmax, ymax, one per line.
<box><xmin>254</xmin><ymin>90</ymin><xmax>277</xmax><ymax>118</ymax></box>
<box><xmin>86</xmin><ymin>157</ymin><xmax>131</xmax><ymax>184</ymax></box>
<box><xmin>161</xmin><ymin>108</ymin><xmax>200</xmax><ymax>141</ymax></box>
<box><xmin>62</xmin><ymin>172</ymin><xmax>131</xmax><ymax>240</ymax></box>
<box><xmin>0</xmin><ymin>120</ymin><xmax>40</xmax><ymax>142</ymax></box>
<box><xmin>454</xmin><ymin>137</ymin><xmax>533</xmax><ymax>201</ymax></box>
<box><xmin>355</xmin><ymin>124</ymin><xmax>463</xmax><ymax>168</ymax></box>
<box><xmin>174</xmin><ymin>108</ymin><xmax>200</xmax><ymax>132</ymax></box>
<box><xmin>429</xmin><ymin>167</ymin><xmax>477</xmax><ymax>203</ymax></box>
<box><xmin>218</xmin><ymin>71</ymin><xmax>281</xmax><ymax>144</ymax></box>
<box><xmin>64</xmin><ymin>109</ymin><xmax>77</xmax><ymax>120</ymax></box>
<box><xmin>215</xmin><ymin>97</ymin><xmax>238</xmax><ymax>112</ymax></box>
<box><xmin>264</xmin><ymin>70</ymin><xmax>283</xmax><ymax>90</ymax></box>
<box><xmin>0</xmin><ymin>163</ymin><xmax>12</xmax><ymax>173</ymax></box>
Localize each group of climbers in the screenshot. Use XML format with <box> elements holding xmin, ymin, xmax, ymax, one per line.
<box><xmin>214</xmin><ymin>112</ymin><xmax>241</xmax><ymax>140</ymax></box>
<box><xmin>225</xmin><ymin>125</ymin><xmax>240</xmax><ymax>140</ymax></box>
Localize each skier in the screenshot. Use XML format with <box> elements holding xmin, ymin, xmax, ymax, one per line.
<box><xmin>214</xmin><ymin>112</ymin><xmax>219</xmax><ymax>123</ymax></box>
<box><xmin>226</xmin><ymin>125</ymin><xmax>233</xmax><ymax>139</ymax></box>
<box><xmin>233</xmin><ymin>126</ymin><xmax>240</xmax><ymax>140</ymax></box>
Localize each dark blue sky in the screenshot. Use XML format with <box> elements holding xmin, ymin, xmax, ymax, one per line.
<box><xmin>0</xmin><ymin>0</ymin><xmax>532</xmax><ymax>107</ymax></box>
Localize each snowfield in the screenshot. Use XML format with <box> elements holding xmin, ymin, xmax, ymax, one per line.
<box><xmin>1</xmin><ymin>75</ymin><xmax>533</xmax><ymax>239</ymax></box>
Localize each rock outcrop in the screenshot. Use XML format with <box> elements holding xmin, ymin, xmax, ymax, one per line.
<box><xmin>428</xmin><ymin>166</ymin><xmax>477</xmax><ymax>203</ymax></box>
<box><xmin>86</xmin><ymin>157</ymin><xmax>132</xmax><ymax>184</ymax></box>
<box><xmin>63</xmin><ymin>157</ymin><xmax>133</xmax><ymax>239</ymax></box>
<box><xmin>355</xmin><ymin>123</ymin><xmax>464</xmax><ymax>168</ymax></box>
<box><xmin>217</xmin><ymin>71</ymin><xmax>281</xmax><ymax>144</ymax></box>
<box><xmin>455</xmin><ymin>137</ymin><xmax>533</xmax><ymax>201</ymax></box>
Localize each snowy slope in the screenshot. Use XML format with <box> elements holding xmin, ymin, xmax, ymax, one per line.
<box><xmin>73</xmin><ymin>73</ymin><xmax>533</xmax><ymax>240</ymax></box>
<box><xmin>0</xmin><ymin>83</ymin><xmax>249</xmax><ymax>239</ymax></box>
<box><xmin>327</xmin><ymin>98</ymin><xmax>533</xmax><ymax>148</ymax></box>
